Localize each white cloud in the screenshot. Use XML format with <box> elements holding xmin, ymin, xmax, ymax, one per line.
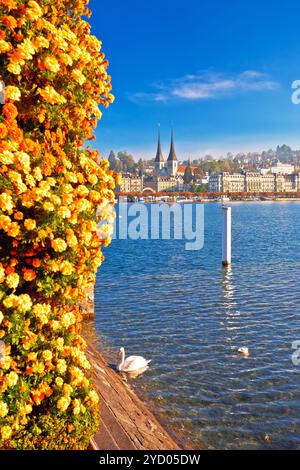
<box><xmin>129</xmin><ymin>70</ymin><xmax>279</xmax><ymax>103</ymax></box>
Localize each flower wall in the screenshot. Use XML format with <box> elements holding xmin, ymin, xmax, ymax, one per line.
<box><xmin>0</xmin><ymin>0</ymin><xmax>116</xmax><ymax>449</ymax></box>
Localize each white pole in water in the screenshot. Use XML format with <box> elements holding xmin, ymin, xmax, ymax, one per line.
<box><xmin>222</xmin><ymin>206</ymin><xmax>232</xmax><ymax>266</ymax></box>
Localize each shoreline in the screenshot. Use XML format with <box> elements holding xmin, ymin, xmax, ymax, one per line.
<box><xmin>81</xmin><ymin>317</ymin><xmax>180</xmax><ymax>450</ymax></box>
<box><xmin>117</xmin><ymin>198</ymin><xmax>300</xmax><ymax>204</ymax></box>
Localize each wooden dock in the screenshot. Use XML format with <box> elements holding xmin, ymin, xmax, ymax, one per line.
<box><xmin>83</xmin><ymin>326</ymin><xmax>179</xmax><ymax>451</ymax></box>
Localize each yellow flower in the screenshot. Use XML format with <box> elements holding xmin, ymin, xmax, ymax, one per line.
<box><xmin>87</xmin><ymin>390</ymin><xmax>99</xmax><ymax>405</ymax></box>
<box><xmin>5</xmin><ymin>85</ymin><xmax>21</xmax><ymax>101</ymax></box>
<box><xmin>24</xmin><ymin>219</ymin><xmax>36</xmax><ymax>231</ymax></box>
<box><xmin>0</xmin><ymin>311</ymin><xmax>3</xmax><ymax>324</ymax></box>
<box><xmin>26</xmin><ymin>1</ymin><xmax>43</xmax><ymax>21</ymax></box>
<box><xmin>66</xmin><ymin>230</ymin><xmax>78</xmax><ymax>248</ymax></box>
<box><xmin>38</xmin><ymin>86</ymin><xmax>66</xmax><ymax>105</ymax></box>
<box><xmin>57</xmin><ymin>359</ymin><xmax>67</xmax><ymax>375</ymax></box>
<box><xmin>25</xmin><ymin>174</ymin><xmax>35</xmax><ymax>188</ymax></box>
<box><xmin>60</xmin><ymin>261</ymin><xmax>74</xmax><ymax>276</ymax></box>
<box><xmin>50</xmin><ymin>320</ymin><xmax>61</xmax><ymax>331</ymax></box>
<box><xmin>71</xmin><ymin>69</ymin><xmax>86</xmax><ymax>85</ymax></box>
<box><xmin>7</xmin><ymin>62</ymin><xmax>21</xmax><ymax>75</ymax></box>
<box><xmin>72</xmin><ymin>399</ymin><xmax>81</xmax><ymax>415</ymax></box>
<box><xmin>60</xmin><ymin>53</ymin><xmax>73</xmax><ymax>66</ymax></box>
<box><xmin>43</xmin><ymin>202</ymin><xmax>55</xmax><ymax>212</ymax></box>
<box><xmin>0</xmin><ymin>39</ymin><xmax>11</xmax><ymax>53</ymax></box>
<box><xmin>18</xmin><ymin>294</ymin><xmax>32</xmax><ymax>312</ymax></box>
<box><xmin>6</xmin><ymin>371</ymin><xmax>18</xmax><ymax>387</ymax></box>
<box><xmin>0</xmin><ymin>265</ymin><xmax>5</xmax><ymax>284</ymax></box>
<box><xmin>69</xmin><ymin>365</ymin><xmax>85</xmax><ymax>385</ymax></box>
<box><xmin>77</xmin><ymin>198</ymin><xmax>92</xmax><ymax>212</ymax></box>
<box><xmin>16</xmin><ymin>151</ymin><xmax>30</xmax><ymax>172</ymax></box>
<box><xmin>56</xmin><ymin>337</ymin><xmax>64</xmax><ymax>350</ymax></box>
<box><xmin>27</xmin><ymin>352</ymin><xmax>37</xmax><ymax>361</ymax></box>
<box><xmin>57</xmin><ymin>206</ymin><xmax>71</xmax><ymax>219</ymax></box>
<box><xmin>0</xmin><ymin>215</ymin><xmax>12</xmax><ymax>232</ymax></box>
<box><xmin>19</xmin><ymin>403</ymin><xmax>32</xmax><ymax>416</ymax></box>
<box><xmin>51</xmin><ymin>238</ymin><xmax>67</xmax><ymax>253</ymax></box>
<box><xmin>0</xmin><ymin>193</ymin><xmax>14</xmax><ymax>213</ymax></box>
<box><xmin>7</xmin><ymin>222</ymin><xmax>20</xmax><ymax>238</ymax></box>
<box><xmin>88</xmin><ymin>174</ymin><xmax>98</xmax><ymax>185</ymax></box>
<box><xmin>57</xmin><ymin>396</ymin><xmax>70</xmax><ymax>412</ymax></box>
<box><xmin>38</xmin><ymin>229</ymin><xmax>47</xmax><ymax>239</ymax></box>
<box><xmin>50</xmin><ymin>195</ymin><xmax>61</xmax><ymax>205</ymax></box>
<box><xmin>0</xmin><ymin>150</ymin><xmax>14</xmax><ymax>165</ymax></box>
<box><xmin>6</xmin><ymin>273</ymin><xmax>20</xmax><ymax>290</ymax></box>
<box><xmin>33</xmin><ymin>167</ymin><xmax>43</xmax><ymax>181</ymax></box>
<box><xmin>32</xmin><ymin>303</ymin><xmax>51</xmax><ymax>324</ymax></box>
<box><xmin>44</xmin><ymin>56</ymin><xmax>60</xmax><ymax>73</ymax></box>
<box><xmin>42</xmin><ymin>350</ymin><xmax>53</xmax><ymax>362</ymax></box>
<box><xmin>32</xmin><ymin>36</ymin><xmax>49</xmax><ymax>50</ymax></box>
<box><xmin>77</xmin><ymin>185</ymin><xmax>89</xmax><ymax>197</ymax></box>
<box><xmin>55</xmin><ymin>377</ymin><xmax>64</xmax><ymax>387</ymax></box>
<box><xmin>0</xmin><ymin>401</ymin><xmax>8</xmax><ymax>418</ymax></box>
<box><xmin>61</xmin><ymin>312</ymin><xmax>76</xmax><ymax>328</ymax></box>
<box><xmin>107</xmin><ymin>93</ymin><xmax>115</xmax><ymax>103</ymax></box>
<box><xmin>1</xmin><ymin>426</ymin><xmax>12</xmax><ymax>440</ymax></box>
<box><xmin>17</xmin><ymin>38</ymin><xmax>36</xmax><ymax>60</ymax></box>
<box><xmin>63</xmin><ymin>383</ymin><xmax>73</xmax><ymax>396</ymax></box>
<box><xmin>3</xmin><ymin>294</ymin><xmax>19</xmax><ymax>309</ymax></box>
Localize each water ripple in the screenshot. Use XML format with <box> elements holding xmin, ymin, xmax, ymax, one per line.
<box><xmin>95</xmin><ymin>202</ymin><xmax>300</xmax><ymax>449</ymax></box>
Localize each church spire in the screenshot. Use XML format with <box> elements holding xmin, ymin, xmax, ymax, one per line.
<box><xmin>154</xmin><ymin>125</ymin><xmax>164</xmax><ymax>163</ymax></box>
<box><xmin>167</xmin><ymin>128</ymin><xmax>178</xmax><ymax>162</ymax></box>
<box><xmin>167</xmin><ymin>128</ymin><xmax>178</xmax><ymax>176</ymax></box>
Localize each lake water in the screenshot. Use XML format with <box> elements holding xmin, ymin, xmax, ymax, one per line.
<box><xmin>94</xmin><ymin>202</ymin><xmax>300</xmax><ymax>449</ymax></box>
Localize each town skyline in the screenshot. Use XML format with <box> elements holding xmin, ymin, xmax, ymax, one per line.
<box><xmin>90</xmin><ymin>0</ymin><xmax>300</xmax><ymax>159</ymax></box>
<box><xmin>106</xmin><ymin>139</ymin><xmax>300</xmax><ymax>165</ymax></box>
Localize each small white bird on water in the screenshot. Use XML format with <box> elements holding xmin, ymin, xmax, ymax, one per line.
<box><xmin>238</xmin><ymin>347</ymin><xmax>249</xmax><ymax>357</ymax></box>
<box><xmin>117</xmin><ymin>347</ymin><xmax>151</xmax><ymax>372</ymax></box>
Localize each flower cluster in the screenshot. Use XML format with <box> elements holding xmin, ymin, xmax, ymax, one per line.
<box><xmin>0</xmin><ymin>0</ymin><xmax>117</xmax><ymax>449</ymax></box>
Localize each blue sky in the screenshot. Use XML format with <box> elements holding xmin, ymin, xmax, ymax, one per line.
<box><xmin>89</xmin><ymin>0</ymin><xmax>300</xmax><ymax>160</ymax></box>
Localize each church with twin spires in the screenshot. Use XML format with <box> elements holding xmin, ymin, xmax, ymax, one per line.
<box><xmin>154</xmin><ymin>128</ymin><xmax>178</xmax><ymax>177</ymax></box>
<box><xmin>118</xmin><ymin>127</ymin><xmax>186</xmax><ymax>193</ymax></box>
<box><xmin>140</xmin><ymin>127</ymin><xmax>185</xmax><ymax>193</ymax></box>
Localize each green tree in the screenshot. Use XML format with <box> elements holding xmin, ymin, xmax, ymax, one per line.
<box><xmin>137</xmin><ymin>158</ymin><xmax>146</xmax><ymax>176</ymax></box>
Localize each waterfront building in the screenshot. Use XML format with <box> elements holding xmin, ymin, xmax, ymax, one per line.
<box><xmin>118</xmin><ymin>174</ymin><xmax>143</xmax><ymax>193</ymax></box>
<box><xmin>222</xmin><ymin>173</ymin><xmax>245</xmax><ymax>193</ymax></box>
<box><xmin>270</xmin><ymin>162</ymin><xmax>295</xmax><ymax>175</ymax></box>
<box><xmin>209</xmin><ymin>173</ymin><xmax>222</xmax><ymax>192</ymax></box>
<box><xmin>276</xmin><ymin>173</ymin><xmax>300</xmax><ymax>192</ymax></box>
<box><xmin>245</xmin><ymin>173</ymin><xmax>275</xmax><ymax>193</ymax></box>
<box><xmin>156</xmin><ymin>176</ymin><xmax>180</xmax><ymax>192</ymax></box>
<box><xmin>209</xmin><ymin>171</ymin><xmax>300</xmax><ymax>194</ymax></box>
<box><xmin>142</xmin><ymin>175</ymin><xmax>186</xmax><ymax>193</ymax></box>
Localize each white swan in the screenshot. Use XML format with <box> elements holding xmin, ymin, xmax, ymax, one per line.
<box><xmin>117</xmin><ymin>347</ymin><xmax>151</xmax><ymax>372</ymax></box>
<box><xmin>238</xmin><ymin>347</ymin><xmax>249</xmax><ymax>357</ymax></box>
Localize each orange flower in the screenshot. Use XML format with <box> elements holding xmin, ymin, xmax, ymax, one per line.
<box><xmin>24</xmin><ymin>219</ymin><xmax>36</xmax><ymax>231</ymax></box>
<box><xmin>0</xmin><ymin>1</ymin><xmax>17</xmax><ymax>11</ymax></box>
<box><xmin>32</xmin><ymin>258</ymin><xmax>41</xmax><ymax>268</ymax></box>
<box><xmin>22</xmin><ymin>269</ymin><xmax>36</xmax><ymax>282</ymax></box>
<box><xmin>0</xmin><ymin>0</ymin><xmax>115</xmax><ymax>449</ymax></box>
<box><xmin>14</xmin><ymin>211</ymin><xmax>23</xmax><ymax>220</ymax></box>
<box><xmin>2</xmin><ymin>15</ymin><xmax>17</xmax><ymax>29</ymax></box>
<box><xmin>0</xmin><ymin>123</ymin><xmax>8</xmax><ymax>139</ymax></box>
